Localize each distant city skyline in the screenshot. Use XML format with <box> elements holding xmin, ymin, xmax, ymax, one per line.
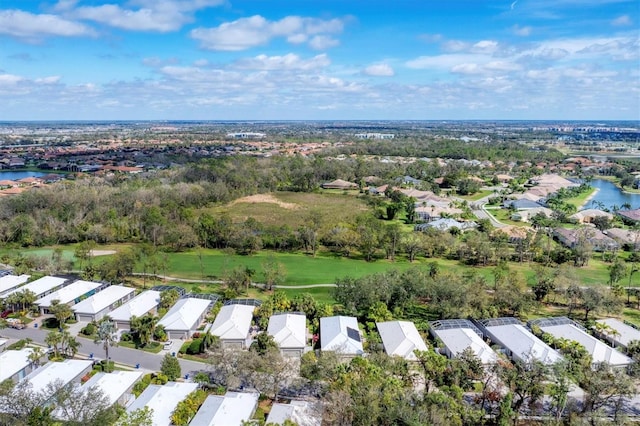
<box><xmin>1</xmin><ymin>0</ymin><xmax>638</xmax><ymax>121</ymax></box>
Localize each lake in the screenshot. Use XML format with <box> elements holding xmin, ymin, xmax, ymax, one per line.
<box><xmin>0</xmin><ymin>171</ymin><xmax>48</xmax><ymax>181</ymax></box>
<box><xmin>587</xmin><ymin>179</ymin><xmax>640</xmax><ymax>210</ymax></box>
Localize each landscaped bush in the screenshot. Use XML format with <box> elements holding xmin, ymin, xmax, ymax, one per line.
<box><xmin>120</xmin><ymin>332</ymin><xmax>132</xmax><ymax>342</ymax></box>
<box><xmin>6</xmin><ymin>339</ymin><xmax>29</xmax><ymax>350</ymax></box>
<box><xmin>150</xmin><ymin>373</ymin><xmax>168</xmax><ymax>385</ymax></box>
<box><xmin>81</xmin><ymin>323</ymin><xmax>96</xmax><ymax>336</ymax></box>
<box><xmin>179</xmin><ymin>342</ymin><xmax>190</xmax><ymax>355</ymax></box>
<box><xmin>187</xmin><ymin>338</ymin><xmax>203</xmax><ymax>355</ymax></box>
<box><xmin>94</xmin><ymin>360</ymin><xmax>115</xmax><ymax>373</ymax></box>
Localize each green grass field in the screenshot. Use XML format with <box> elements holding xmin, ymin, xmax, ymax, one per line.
<box><xmin>564</xmin><ymin>186</ymin><xmax>597</xmax><ymax>209</ymax></box>
<box><xmin>458</xmin><ymin>190</ymin><xmax>493</xmax><ymax>201</ymax></box>
<box><xmin>205</xmin><ymin>191</ymin><xmax>370</xmax><ymax>227</ymax></box>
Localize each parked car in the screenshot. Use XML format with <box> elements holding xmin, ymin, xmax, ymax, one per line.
<box><xmin>0</xmin><ymin>310</ymin><xmax>13</xmax><ymax>319</ymax></box>
<box><xmin>163</xmin><ymin>341</ymin><xmax>173</xmax><ymax>350</ymax></box>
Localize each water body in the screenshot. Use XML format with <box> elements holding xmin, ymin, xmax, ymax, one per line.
<box><xmin>0</xmin><ymin>171</ymin><xmax>49</xmax><ymax>180</ymax></box>
<box><xmin>587</xmin><ymin>179</ymin><xmax>640</xmax><ymax>210</ymax></box>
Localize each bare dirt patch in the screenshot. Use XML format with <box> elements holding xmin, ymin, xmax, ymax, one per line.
<box><xmin>89</xmin><ymin>249</ymin><xmax>117</xmax><ymax>257</ymax></box>
<box><xmin>230</xmin><ymin>193</ymin><xmax>301</xmax><ymax>210</ymax></box>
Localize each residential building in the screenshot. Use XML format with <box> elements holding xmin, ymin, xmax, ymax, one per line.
<box><xmin>81</xmin><ymin>371</ymin><xmax>143</xmax><ymax>407</ymax></box>
<box><xmin>321</xmin><ymin>179</ymin><xmax>358</xmax><ymax>190</ymax></box>
<box><xmin>476</xmin><ymin>317</ymin><xmax>562</xmax><ymax>365</ymax></box>
<box><xmin>189</xmin><ymin>392</ymin><xmax>259</xmax><ymax>426</ymax></box>
<box><xmin>377</xmin><ymin>320</ymin><xmax>428</xmax><ymax>361</ymax></box>
<box><xmin>268</xmin><ymin>313</ymin><xmax>307</xmax><ymax>357</ymax></box>
<box><xmin>0</xmin><ymin>348</ymin><xmax>35</xmax><ymax>383</ymax></box>
<box><xmin>530</xmin><ymin>317</ymin><xmax>632</xmax><ymax>368</ymax></box>
<box><xmin>23</xmin><ymin>360</ymin><xmax>93</xmax><ymax>396</ymax></box>
<box><xmin>3</xmin><ymin>276</ymin><xmax>68</xmax><ymax>299</ymax></box>
<box><xmin>126</xmin><ymin>382</ymin><xmax>198</xmax><ymax>426</ymax></box>
<box><xmin>553</xmin><ymin>227</ymin><xmax>619</xmax><ymax>252</ymax></box>
<box><xmin>429</xmin><ymin>319</ymin><xmax>498</xmax><ymax>365</ymax></box>
<box><xmin>266</xmin><ymin>400</ymin><xmax>321</xmax><ymax>426</ymax></box>
<box><xmin>617</xmin><ymin>208</ymin><xmax>640</xmax><ymax>224</ymax></box>
<box><xmin>0</xmin><ymin>274</ymin><xmax>30</xmax><ymax>296</ymax></box>
<box><xmin>209</xmin><ymin>304</ymin><xmax>255</xmax><ymax>349</ymax></box>
<box><xmin>595</xmin><ymin>318</ymin><xmax>640</xmax><ymax>350</ymax></box>
<box><xmin>35</xmin><ymin>280</ymin><xmax>106</xmax><ymax>314</ymax></box>
<box><xmin>108</xmin><ymin>290</ymin><xmax>161</xmax><ymax>329</ymax></box>
<box><xmin>158</xmin><ymin>298</ymin><xmax>212</xmax><ymax>339</ymax></box>
<box><xmin>320</xmin><ymin>316</ymin><xmax>364</xmax><ymax>357</ymax></box>
<box><xmin>72</xmin><ymin>285</ymin><xmax>136</xmax><ymax>322</ymax></box>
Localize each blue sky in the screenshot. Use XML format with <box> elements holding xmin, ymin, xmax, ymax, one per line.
<box><xmin>0</xmin><ymin>0</ymin><xmax>638</xmax><ymax>120</ymax></box>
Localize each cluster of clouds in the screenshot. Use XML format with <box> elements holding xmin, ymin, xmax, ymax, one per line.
<box><xmin>0</xmin><ymin>0</ymin><xmax>638</xmax><ymax>119</ymax></box>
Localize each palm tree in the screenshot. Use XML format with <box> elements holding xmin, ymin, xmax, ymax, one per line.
<box><xmin>18</xmin><ymin>289</ymin><xmax>36</xmax><ymax>313</ymax></box>
<box><xmin>28</xmin><ymin>347</ymin><xmax>45</xmax><ymax>368</ymax></box>
<box><xmin>49</xmin><ymin>300</ymin><xmax>73</xmax><ymax>328</ymax></box>
<box><xmin>622</xmin><ymin>202</ymin><xmax>632</xmax><ymax>211</ymax></box>
<box><xmin>94</xmin><ymin>319</ymin><xmax>118</xmax><ymax>361</ymax></box>
<box><xmin>62</xmin><ymin>332</ymin><xmax>81</xmax><ymax>358</ymax></box>
<box><xmin>45</xmin><ymin>331</ymin><xmax>63</xmax><ymax>359</ymax></box>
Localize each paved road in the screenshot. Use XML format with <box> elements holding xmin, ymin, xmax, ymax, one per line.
<box><xmin>132</xmin><ymin>272</ymin><xmax>338</xmax><ymax>289</ymax></box>
<box><xmin>0</xmin><ymin>327</ymin><xmax>208</xmax><ymax>377</ymax></box>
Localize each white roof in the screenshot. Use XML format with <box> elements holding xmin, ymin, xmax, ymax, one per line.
<box><xmin>189</xmin><ymin>392</ymin><xmax>259</xmax><ymax>426</ymax></box>
<box><xmin>0</xmin><ymin>348</ymin><xmax>33</xmax><ymax>382</ymax></box>
<box><xmin>377</xmin><ymin>321</ymin><xmax>428</xmax><ymax>361</ymax></box>
<box><xmin>320</xmin><ymin>316</ymin><xmax>364</xmax><ymax>355</ymax></box>
<box><xmin>24</xmin><ymin>360</ymin><xmax>93</xmax><ymax>395</ymax></box>
<box><xmin>266</xmin><ymin>401</ymin><xmax>321</xmax><ymax>426</ymax></box>
<box><xmin>108</xmin><ymin>290</ymin><xmax>161</xmax><ymax>322</ymax></box>
<box><xmin>71</xmin><ymin>285</ymin><xmax>135</xmax><ymax>315</ymax></box>
<box><xmin>432</xmin><ymin>327</ymin><xmax>499</xmax><ymax>364</ymax></box>
<box><xmin>127</xmin><ymin>382</ymin><xmax>198</xmax><ymax>426</ymax></box>
<box><xmin>82</xmin><ymin>371</ymin><xmax>143</xmax><ymax>406</ymax></box>
<box><xmin>539</xmin><ymin>323</ymin><xmax>632</xmax><ymax>366</ymax></box>
<box><xmin>0</xmin><ymin>274</ymin><xmax>30</xmax><ymax>295</ymax></box>
<box><xmin>209</xmin><ymin>304</ymin><xmax>254</xmax><ymax>340</ymax></box>
<box><xmin>3</xmin><ymin>276</ymin><xmax>67</xmax><ymax>298</ymax></box>
<box><xmin>597</xmin><ymin>318</ymin><xmax>640</xmax><ymax>348</ymax></box>
<box><xmin>268</xmin><ymin>313</ymin><xmax>307</xmax><ymax>349</ymax></box>
<box><xmin>35</xmin><ymin>280</ymin><xmax>102</xmax><ymax>308</ymax></box>
<box><xmin>485</xmin><ymin>323</ymin><xmax>563</xmax><ymax>364</ymax></box>
<box><xmin>158</xmin><ymin>298</ymin><xmax>211</xmax><ymax>332</ymax></box>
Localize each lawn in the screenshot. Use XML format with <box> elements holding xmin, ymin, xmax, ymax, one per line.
<box><xmin>485</xmin><ymin>207</ymin><xmax>532</xmax><ymax>227</ymax></box>
<box><xmin>564</xmin><ymin>186</ymin><xmax>597</xmax><ymax>209</ymax></box>
<box><xmin>205</xmin><ymin>191</ymin><xmax>371</xmax><ymax>228</ymax></box>
<box><xmin>458</xmin><ymin>190</ymin><xmax>493</xmax><ymax>201</ymax></box>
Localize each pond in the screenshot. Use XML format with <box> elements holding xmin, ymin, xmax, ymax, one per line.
<box><xmin>0</xmin><ymin>171</ymin><xmax>48</xmax><ymax>180</ymax></box>
<box><xmin>587</xmin><ymin>179</ymin><xmax>640</xmax><ymax>211</ymax></box>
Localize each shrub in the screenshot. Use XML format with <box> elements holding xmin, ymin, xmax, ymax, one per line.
<box><xmin>81</xmin><ymin>323</ymin><xmax>96</xmax><ymax>336</ymax></box>
<box><xmin>253</xmin><ymin>407</ymin><xmax>265</xmax><ymax>421</ymax></box>
<box><xmin>179</xmin><ymin>342</ymin><xmax>190</xmax><ymax>355</ymax></box>
<box><xmin>151</xmin><ymin>373</ymin><xmax>168</xmax><ymax>385</ymax></box>
<box><xmin>187</xmin><ymin>338</ymin><xmax>203</xmax><ymax>355</ymax></box>
<box><xmin>120</xmin><ymin>332</ymin><xmax>132</xmax><ymax>342</ymax></box>
<box><xmin>6</xmin><ymin>339</ymin><xmax>29</xmax><ymax>350</ymax></box>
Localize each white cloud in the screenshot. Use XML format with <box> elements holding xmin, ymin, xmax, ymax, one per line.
<box><xmin>190</xmin><ymin>15</ymin><xmax>347</xmax><ymax>51</ymax></box>
<box><xmin>0</xmin><ymin>74</ymin><xmax>24</xmax><ymax>85</ymax></box>
<box><xmin>0</xmin><ymin>9</ymin><xmax>94</xmax><ymax>40</ymax></box>
<box><xmin>611</xmin><ymin>15</ymin><xmax>632</xmax><ymax>26</ymax></box>
<box><xmin>364</xmin><ymin>63</ymin><xmax>395</xmax><ymax>77</ymax></box>
<box><xmin>73</xmin><ymin>0</ymin><xmax>224</xmax><ymax>32</ymax></box>
<box><xmin>233</xmin><ymin>53</ymin><xmax>331</xmax><ymax>71</ymax></box>
<box><xmin>406</xmin><ymin>54</ymin><xmax>487</xmax><ymax>69</ymax></box>
<box><xmin>512</xmin><ymin>25</ymin><xmax>532</xmax><ymax>36</ymax></box>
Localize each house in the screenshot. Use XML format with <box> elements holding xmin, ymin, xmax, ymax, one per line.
<box><xmin>605</xmin><ymin>228</ymin><xmax>640</xmax><ymax>250</ymax></box>
<box><xmin>268</xmin><ymin>313</ymin><xmax>307</xmax><ymax>357</ymax></box>
<box><xmin>81</xmin><ymin>371</ymin><xmax>143</xmax><ymax>407</ymax></box>
<box><xmin>320</xmin><ymin>316</ymin><xmax>364</xmax><ymax>357</ymax></box>
<box><xmin>595</xmin><ymin>318</ymin><xmax>640</xmax><ymax>350</ymax></box>
<box><xmin>493</xmin><ymin>226</ymin><xmax>535</xmax><ymax>243</ymax></box>
<box><xmin>189</xmin><ymin>392</ymin><xmax>259</xmax><ymax>426</ymax></box>
<box><xmin>158</xmin><ymin>298</ymin><xmax>212</xmax><ymax>339</ymax></box>
<box><xmin>209</xmin><ymin>304</ymin><xmax>255</xmax><ymax>349</ymax></box>
<box><xmin>617</xmin><ymin>209</ymin><xmax>640</xmax><ymax>224</ymax></box>
<box><xmin>569</xmin><ymin>209</ymin><xmax>614</xmax><ymax>224</ymax></box>
<box><xmin>3</xmin><ymin>276</ymin><xmax>68</xmax><ymax>299</ymax></box>
<box><xmin>529</xmin><ymin>317</ymin><xmax>632</xmax><ymax>368</ymax></box>
<box><xmin>503</xmin><ymin>199</ymin><xmax>542</xmax><ymax>210</ymax></box>
<box><xmin>23</xmin><ymin>360</ymin><xmax>93</xmax><ymax>396</ymax></box>
<box><xmin>400</xmin><ymin>175</ymin><xmax>422</xmax><ymax>186</ymax></box>
<box><xmin>108</xmin><ymin>290</ymin><xmax>161</xmax><ymax>329</ymax></box>
<box><xmin>0</xmin><ymin>348</ymin><xmax>35</xmax><ymax>383</ymax></box>
<box><xmin>514</xmin><ymin>206</ymin><xmax>554</xmax><ymax>222</ymax></box>
<box><xmin>495</xmin><ymin>174</ymin><xmax>514</xmax><ymax>183</ymax></box>
<box><xmin>72</xmin><ymin>285</ymin><xmax>136</xmax><ymax>322</ymax></box>
<box><xmin>0</xmin><ymin>274</ymin><xmax>30</xmax><ymax>296</ymax></box>
<box><xmin>553</xmin><ymin>227</ymin><xmax>619</xmax><ymax>252</ymax></box>
<box><xmin>415</xmin><ymin>218</ymin><xmax>477</xmax><ymax>233</ymax></box>
<box><xmin>266</xmin><ymin>400</ymin><xmax>322</xmax><ymax>426</ymax></box>
<box><xmin>35</xmin><ymin>280</ymin><xmax>106</xmax><ymax>314</ymax></box>
<box><xmin>321</xmin><ymin>179</ymin><xmax>358</xmax><ymax>190</ymax></box>
<box><xmin>126</xmin><ymin>382</ymin><xmax>199</xmax><ymax>426</ymax></box>
<box><xmin>376</xmin><ymin>321</ymin><xmax>428</xmax><ymax>361</ymax></box>
<box><xmin>429</xmin><ymin>319</ymin><xmax>498</xmax><ymax>365</ymax></box>
<box><xmin>475</xmin><ymin>317</ymin><xmax>562</xmax><ymax>365</ymax></box>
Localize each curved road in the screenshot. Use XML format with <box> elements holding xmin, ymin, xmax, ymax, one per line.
<box><xmin>132</xmin><ymin>273</ymin><xmax>337</xmax><ymax>289</ymax></box>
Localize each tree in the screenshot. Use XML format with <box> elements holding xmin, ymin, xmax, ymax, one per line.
<box><xmin>609</xmin><ymin>258</ymin><xmax>627</xmax><ymax>287</ymax></box>
<box><xmin>224</xmin><ymin>266</ymin><xmax>255</xmax><ymax>294</ymax></box>
<box><xmin>493</xmin><ymin>358</ymin><xmax>548</xmax><ymax>421</ymax></box>
<box><xmin>159</xmin><ymin>289</ymin><xmax>180</xmax><ymax>310</ymax></box>
<box><xmin>113</xmin><ymin>407</ymin><xmax>154</xmax><ymax>426</ymax></box>
<box><xmin>28</xmin><ymin>347</ymin><xmax>44</xmax><ymax>368</ymax></box>
<box><xmin>581</xmin><ymin>362</ymin><xmax>636</xmax><ymax>424</ymax></box>
<box><xmin>261</xmin><ymin>255</ymin><xmax>286</xmax><ymax>291</ymax></box>
<box><xmin>48</xmin><ymin>299</ymin><xmax>73</xmax><ymax>327</ymax></box>
<box><xmin>130</xmin><ymin>314</ymin><xmax>159</xmax><ymax>347</ymax></box>
<box><xmin>160</xmin><ymin>353</ymin><xmax>181</xmax><ymax>381</ymax></box>
<box><xmin>45</xmin><ymin>330</ymin><xmax>63</xmax><ymax>359</ymax></box>
<box><xmin>94</xmin><ymin>319</ymin><xmax>118</xmax><ymax>362</ymax></box>
<box><xmin>250</xmin><ymin>332</ymin><xmax>279</xmax><ymax>356</ymax></box>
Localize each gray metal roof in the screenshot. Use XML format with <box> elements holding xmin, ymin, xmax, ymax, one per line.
<box><xmin>224</xmin><ymin>298</ymin><xmax>262</xmax><ymax>307</ymax></box>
